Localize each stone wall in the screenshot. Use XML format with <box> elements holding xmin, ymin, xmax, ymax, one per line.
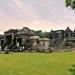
<box><xmin>49</xmin><ymin>27</ymin><xmax>75</xmax><ymax>50</ymax></box>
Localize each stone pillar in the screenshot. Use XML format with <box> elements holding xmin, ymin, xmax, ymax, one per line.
<box><xmin>12</xmin><ymin>34</ymin><xmax>14</xmax><ymax>45</ymax></box>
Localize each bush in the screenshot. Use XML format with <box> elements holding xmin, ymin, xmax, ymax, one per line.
<box><xmin>49</xmin><ymin>50</ymin><xmax>53</xmax><ymax>53</ymax></box>
<box><xmin>4</xmin><ymin>50</ymin><xmax>9</xmax><ymax>54</ymax></box>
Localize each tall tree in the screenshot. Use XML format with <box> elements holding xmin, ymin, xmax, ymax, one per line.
<box><xmin>65</xmin><ymin>0</ymin><xmax>75</xmax><ymax>10</ymax></box>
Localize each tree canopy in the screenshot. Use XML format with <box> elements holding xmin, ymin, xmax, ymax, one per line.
<box><xmin>65</xmin><ymin>0</ymin><xmax>75</xmax><ymax>9</ymax></box>
<box><xmin>32</xmin><ymin>30</ymin><xmax>49</xmax><ymax>38</ymax></box>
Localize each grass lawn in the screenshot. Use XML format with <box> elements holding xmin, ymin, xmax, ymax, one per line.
<box><xmin>0</xmin><ymin>52</ymin><xmax>75</xmax><ymax>75</ymax></box>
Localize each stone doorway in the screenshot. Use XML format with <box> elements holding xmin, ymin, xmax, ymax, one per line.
<box><xmin>1</xmin><ymin>39</ymin><xmax>5</xmax><ymax>46</ymax></box>
<box><xmin>16</xmin><ymin>37</ymin><xmax>22</xmax><ymax>46</ymax></box>
<box><xmin>5</xmin><ymin>34</ymin><xmax>12</xmax><ymax>45</ymax></box>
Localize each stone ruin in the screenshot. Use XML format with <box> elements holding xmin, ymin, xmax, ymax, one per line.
<box><xmin>0</xmin><ymin>27</ymin><xmax>50</xmax><ymax>52</ymax></box>
<box><xmin>49</xmin><ymin>27</ymin><xmax>75</xmax><ymax>51</ymax></box>
<box><xmin>0</xmin><ymin>26</ymin><xmax>75</xmax><ymax>52</ymax></box>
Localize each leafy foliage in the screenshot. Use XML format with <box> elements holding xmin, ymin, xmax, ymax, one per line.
<box><xmin>65</xmin><ymin>0</ymin><xmax>75</xmax><ymax>10</ymax></box>
<box><xmin>32</xmin><ymin>30</ymin><xmax>49</xmax><ymax>38</ymax></box>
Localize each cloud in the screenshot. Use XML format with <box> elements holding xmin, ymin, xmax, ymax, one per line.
<box><xmin>0</xmin><ymin>18</ymin><xmax>75</xmax><ymax>34</ymax></box>
<box><xmin>6</xmin><ymin>0</ymin><xmax>41</xmax><ymax>20</ymax></box>
<box><xmin>0</xmin><ymin>0</ymin><xmax>75</xmax><ymax>34</ymax></box>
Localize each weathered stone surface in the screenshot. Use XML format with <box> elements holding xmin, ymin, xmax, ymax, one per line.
<box><xmin>49</xmin><ymin>27</ymin><xmax>75</xmax><ymax>50</ymax></box>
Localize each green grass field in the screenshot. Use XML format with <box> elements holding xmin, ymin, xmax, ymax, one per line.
<box><xmin>0</xmin><ymin>52</ymin><xmax>75</xmax><ymax>75</ymax></box>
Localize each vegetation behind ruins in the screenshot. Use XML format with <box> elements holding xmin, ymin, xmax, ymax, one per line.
<box><xmin>32</xmin><ymin>30</ymin><xmax>49</xmax><ymax>38</ymax></box>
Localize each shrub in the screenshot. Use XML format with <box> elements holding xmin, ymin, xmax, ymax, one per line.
<box><xmin>4</xmin><ymin>50</ymin><xmax>9</xmax><ymax>54</ymax></box>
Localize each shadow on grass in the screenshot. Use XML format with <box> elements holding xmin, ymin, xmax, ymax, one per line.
<box><xmin>69</xmin><ymin>65</ymin><xmax>75</xmax><ymax>75</ymax></box>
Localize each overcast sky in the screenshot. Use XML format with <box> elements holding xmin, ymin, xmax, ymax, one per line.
<box><xmin>0</xmin><ymin>0</ymin><xmax>75</xmax><ymax>34</ymax></box>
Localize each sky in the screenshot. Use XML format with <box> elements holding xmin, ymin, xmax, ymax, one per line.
<box><xmin>0</xmin><ymin>0</ymin><xmax>75</xmax><ymax>34</ymax></box>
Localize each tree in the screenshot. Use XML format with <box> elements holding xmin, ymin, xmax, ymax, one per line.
<box><xmin>32</xmin><ymin>30</ymin><xmax>49</xmax><ymax>38</ymax></box>
<box><xmin>65</xmin><ymin>0</ymin><xmax>75</xmax><ymax>10</ymax></box>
